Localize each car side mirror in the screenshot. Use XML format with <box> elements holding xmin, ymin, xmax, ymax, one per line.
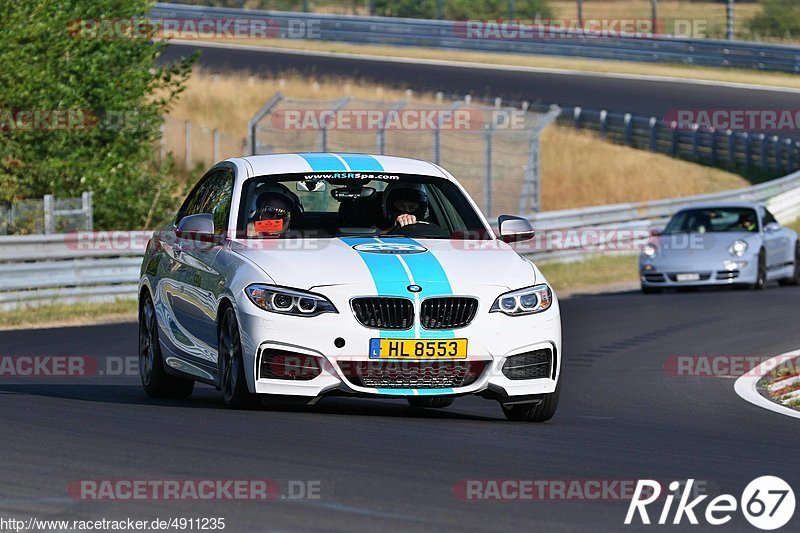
<box><xmin>764</xmin><ymin>222</ymin><xmax>780</xmax><ymax>233</ymax></box>
<box><xmin>176</xmin><ymin>213</ymin><xmax>215</xmax><ymax>241</ymax></box>
<box><xmin>497</xmin><ymin>215</ymin><xmax>535</xmax><ymax>243</ymax></box>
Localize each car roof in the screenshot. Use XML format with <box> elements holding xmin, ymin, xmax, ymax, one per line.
<box><xmin>231</xmin><ymin>153</ymin><xmax>451</xmax><ymax>180</ymax></box>
<box><xmin>677</xmin><ymin>201</ymin><xmax>762</xmax><ymax>211</ymax></box>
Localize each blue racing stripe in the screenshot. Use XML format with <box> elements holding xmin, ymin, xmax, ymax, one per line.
<box><xmin>298</xmin><ymin>153</ymin><xmax>347</xmax><ymax>172</ymax></box>
<box><xmin>337</xmin><ymin>153</ymin><xmax>384</xmax><ymax>172</ymax></box>
<box><xmin>341</xmin><ymin>237</ymin><xmax>415</xmax><ymax>339</ymax></box>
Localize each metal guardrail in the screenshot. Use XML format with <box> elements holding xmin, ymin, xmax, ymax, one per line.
<box><xmin>2</xmin><ymin>171</ymin><xmax>799</xmax><ymax>309</ymax></box>
<box><xmin>151</xmin><ymin>3</ymin><xmax>800</xmax><ymax>73</ymax></box>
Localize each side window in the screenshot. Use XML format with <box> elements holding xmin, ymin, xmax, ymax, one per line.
<box><xmin>206</xmin><ymin>171</ymin><xmax>234</xmax><ymax>236</ymax></box>
<box><xmin>176</xmin><ymin>169</ymin><xmax>234</xmax><ymax>234</ymax></box>
<box><xmin>763</xmin><ymin>209</ymin><xmax>778</xmax><ymax>227</ymax></box>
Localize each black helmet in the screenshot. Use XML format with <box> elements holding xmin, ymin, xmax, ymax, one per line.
<box><xmin>250</xmin><ymin>183</ymin><xmax>303</xmax><ymax>236</ymax></box>
<box><xmin>383</xmin><ymin>182</ymin><xmax>428</xmax><ymax>221</ymax></box>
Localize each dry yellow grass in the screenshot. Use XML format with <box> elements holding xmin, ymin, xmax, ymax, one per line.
<box><xmin>165</xmin><ymin>70</ymin><xmax>748</xmax><ymax>210</ymax></box>
<box><xmin>549</xmin><ymin>1</ymin><xmax>762</xmax><ymax>39</ymax></box>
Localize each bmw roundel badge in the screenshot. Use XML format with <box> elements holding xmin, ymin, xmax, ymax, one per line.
<box><xmin>407</xmin><ymin>284</ymin><xmax>422</xmax><ymax>293</ymax></box>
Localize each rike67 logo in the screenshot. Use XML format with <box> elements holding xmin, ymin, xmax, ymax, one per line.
<box><xmin>625</xmin><ymin>477</ymin><xmax>795</xmax><ymax>530</ymax></box>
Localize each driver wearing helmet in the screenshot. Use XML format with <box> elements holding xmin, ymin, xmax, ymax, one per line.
<box><xmin>381</xmin><ymin>182</ymin><xmax>428</xmax><ymax>233</ymax></box>
<box><xmin>247</xmin><ymin>183</ymin><xmax>303</xmax><ymax>238</ymax></box>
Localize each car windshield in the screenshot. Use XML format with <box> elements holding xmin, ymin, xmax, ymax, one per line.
<box><xmin>663</xmin><ymin>207</ymin><xmax>759</xmax><ymax>234</ymax></box>
<box><xmin>236</xmin><ymin>172</ymin><xmax>490</xmax><ymax>239</ymax></box>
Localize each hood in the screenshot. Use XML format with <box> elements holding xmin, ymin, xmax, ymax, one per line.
<box><xmin>230</xmin><ymin>237</ymin><xmax>536</xmax><ymax>293</ymax></box>
<box><xmin>649</xmin><ymin>231</ymin><xmax>759</xmax><ymax>258</ymax></box>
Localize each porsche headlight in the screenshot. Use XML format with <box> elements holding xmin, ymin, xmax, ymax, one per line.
<box><xmin>729</xmin><ymin>240</ymin><xmax>748</xmax><ymax>257</ymax></box>
<box><xmin>245</xmin><ymin>285</ymin><xmax>338</xmax><ymax>317</ymax></box>
<box><xmin>641</xmin><ymin>243</ymin><xmax>658</xmax><ymax>259</ymax></box>
<box><xmin>490</xmin><ymin>284</ymin><xmax>552</xmax><ymax>316</ymax></box>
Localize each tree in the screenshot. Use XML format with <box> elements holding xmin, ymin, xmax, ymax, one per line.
<box><xmin>747</xmin><ymin>0</ymin><xmax>800</xmax><ymax>39</ymax></box>
<box><xmin>0</xmin><ymin>0</ymin><xmax>195</xmax><ymax>229</ymax></box>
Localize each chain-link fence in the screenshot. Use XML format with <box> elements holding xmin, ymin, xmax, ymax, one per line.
<box><xmin>0</xmin><ymin>193</ymin><xmax>93</xmax><ymax>236</ymax></box>
<box><xmin>160</xmin><ymin>116</ymin><xmax>246</xmax><ymax>170</ymax></box>
<box><xmin>248</xmin><ymin>93</ymin><xmax>559</xmax><ymax>218</ymax></box>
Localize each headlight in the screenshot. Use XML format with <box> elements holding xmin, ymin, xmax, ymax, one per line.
<box><xmin>490</xmin><ymin>284</ymin><xmax>552</xmax><ymax>316</ymax></box>
<box><xmin>641</xmin><ymin>243</ymin><xmax>657</xmax><ymax>259</ymax></box>
<box><xmin>729</xmin><ymin>240</ymin><xmax>748</xmax><ymax>257</ymax></box>
<box><xmin>245</xmin><ymin>285</ymin><xmax>337</xmax><ymax>317</ymax></box>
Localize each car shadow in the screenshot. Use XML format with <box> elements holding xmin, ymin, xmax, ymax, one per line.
<box><xmin>0</xmin><ymin>383</ymin><xmax>502</xmax><ymax>422</ymax></box>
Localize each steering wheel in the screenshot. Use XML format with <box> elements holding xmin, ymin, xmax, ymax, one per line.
<box><xmin>388</xmin><ymin>221</ymin><xmax>449</xmax><ymax>238</ymax></box>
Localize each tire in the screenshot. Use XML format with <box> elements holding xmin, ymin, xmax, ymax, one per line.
<box><xmin>218</xmin><ymin>307</ymin><xmax>256</xmax><ymax>409</ymax></box>
<box><xmin>501</xmin><ymin>386</ymin><xmax>560</xmax><ymax>422</ymax></box>
<box><xmin>641</xmin><ymin>284</ymin><xmax>662</xmax><ymax>294</ymax></box>
<box><xmin>407</xmin><ymin>397</ymin><xmax>455</xmax><ymax>409</ymax></box>
<box><xmin>139</xmin><ymin>294</ymin><xmax>194</xmax><ymax>399</ymax></box>
<box><xmin>753</xmin><ymin>250</ymin><xmax>767</xmax><ymax>290</ymax></box>
<box><xmin>778</xmin><ymin>243</ymin><xmax>800</xmax><ymax>286</ymax></box>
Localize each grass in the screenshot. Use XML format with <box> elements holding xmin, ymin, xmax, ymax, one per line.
<box><xmin>549</xmin><ymin>1</ymin><xmax>763</xmax><ymax>40</ymax></box>
<box><xmin>0</xmin><ymin>299</ymin><xmax>137</xmax><ymax>330</ymax></box>
<box><xmin>537</xmin><ymin>254</ymin><xmax>639</xmax><ymax>292</ymax></box>
<box><xmin>165</xmin><ymin>70</ymin><xmax>749</xmax><ymax>211</ymax></box>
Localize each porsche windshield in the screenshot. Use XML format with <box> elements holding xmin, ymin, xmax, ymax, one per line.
<box><xmin>237</xmin><ymin>172</ymin><xmax>490</xmax><ymax>239</ymax></box>
<box><xmin>663</xmin><ymin>207</ymin><xmax>759</xmax><ymax>234</ymax></box>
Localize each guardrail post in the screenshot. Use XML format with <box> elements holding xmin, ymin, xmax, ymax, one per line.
<box><xmin>772</xmin><ymin>135</ymin><xmax>780</xmax><ymax>173</ymax></box>
<box><xmin>599</xmin><ymin>110</ymin><xmax>608</xmax><ymax>138</ymax></box>
<box><xmin>727</xmin><ymin>130</ymin><xmax>735</xmax><ymax>168</ymax></box>
<box><xmin>573</xmin><ymin>106</ymin><xmax>582</xmax><ymax>128</ymax></box>
<box><xmin>82</xmin><ymin>192</ymin><xmax>93</xmax><ymax>231</ymax></box>
<box><xmin>691</xmin><ymin>124</ymin><xmax>700</xmax><ymax>160</ymax></box>
<box><xmin>43</xmin><ymin>194</ymin><xmax>54</xmax><ymax>235</ymax></box>
<box><xmin>744</xmin><ymin>133</ymin><xmax>752</xmax><ymax>167</ymax></box>
<box><xmin>623</xmin><ymin>113</ymin><xmax>633</xmax><ymax>146</ymax></box>
<box><xmin>671</xmin><ymin>122</ymin><xmax>679</xmax><ymax>156</ymax></box>
<box><xmin>760</xmin><ymin>134</ymin><xmax>768</xmax><ymax>172</ymax></box>
<box><xmin>710</xmin><ymin>129</ymin><xmax>717</xmax><ymax>165</ymax></box>
<box><xmin>649</xmin><ymin>117</ymin><xmax>658</xmax><ymax>152</ymax></box>
<box><xmin>184</xmin><ymin>120</ymin><xmax>192</xmax><ymax>168</ymax></box>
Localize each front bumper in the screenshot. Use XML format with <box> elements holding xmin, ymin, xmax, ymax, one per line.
<box><xmin>235</xmin><ymin>293</ymin><xmax>561</xmax><ymax>400</ymax></box>
<box><xmin>639</xmin><ymin>255</ymin><xmax>758</xmax><ymax>287</ymax></box>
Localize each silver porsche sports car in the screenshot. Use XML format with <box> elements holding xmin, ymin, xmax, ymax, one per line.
<box><xmin>640</xmin><ymin>202</ymin><xmax>799</xmax><ymax>292</ymax></box>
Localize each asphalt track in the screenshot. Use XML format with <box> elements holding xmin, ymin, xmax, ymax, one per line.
<box><xmin>160</xmin><ymin>42</ymin><xmax>800</xmax><ymax>120</ymax></box>
<box><xmin>2</xmin><ymin>287</ymin><xmax>800</xmax><ymax>531</ymax></box>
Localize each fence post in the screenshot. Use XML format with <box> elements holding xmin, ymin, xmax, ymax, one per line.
<box><xmin>213</xmin><ymin>128</ymin><xmax>220</xmax><ymax>162</ymax></box>
<box><xmin>484</xmin><ymin>123</ymin><xmax>494</xmax><ymax>219</ymax></box>
<box><xmin>726</xmin><ymin>0</ymin><xmax>734</xmax><ymax>40</ymax></box>
<box><xmin>649</xmin><ymin>117</ymin><xmax>658</xmax><ymax>152</ymax></box>
<box><xmin>43</xmin><ymin>194</ymin><xmax>54</xmax><ymax>235</ymax></box>
<box><xmin>82</xmin><ymin>191</ymin><xmax>93</xmax><ymax>231</ymax></box>
<box><xmin>184</xmin><ymin>120</ymin><xmax>192</xmax><ymax>168</ymax></box>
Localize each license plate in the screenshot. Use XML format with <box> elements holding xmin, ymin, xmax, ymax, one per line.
<box><xmin>369</xmin><ymin>338</ymin><xmax>468</xmax><ymax>359</ymax></box>
<box><xmin>676</xmin><ymin>273</ymin><xmax>701</xmax><ymax>281</ymax></box>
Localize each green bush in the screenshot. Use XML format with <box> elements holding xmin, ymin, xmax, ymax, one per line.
<box><xmin>0</xmin><ymin>0</ymin><xmax>195</xmax><ymax>230</ymax></box>
<box><xmin>747</xmin><ymin>0</ymin><xmax>800</xmax><ymax>39</ymax></box>
<box><xmin>374</xmin><ymin>0</ymin><xmax>552</xmax><ymax>19</ymax></box>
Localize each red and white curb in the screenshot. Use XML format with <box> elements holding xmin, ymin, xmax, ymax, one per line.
<box><xmin>734</xmin><ymin>349</ymin><xmax>800</xmax><ymax>419</ymax></box>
